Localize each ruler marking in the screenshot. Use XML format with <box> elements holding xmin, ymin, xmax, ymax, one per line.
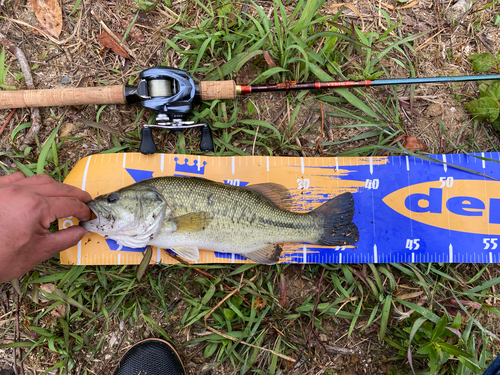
<box><xmin>335</xmin><ymin>157</ymin><xmax>339</xmax><ymax>171</ymax></box>
<box><xmin>266</xmin><ymin>156</ymin><xmax>269</xmax><ymax>172</ymax></box>
<box><xmin>81</xmin><ymin>156</ymin><xmax>92</xmax><ymax>191</ymax></box>
<box><xmin>490</xmin><ymin>252</ymin><xmax>493</xmax><ymax>264</ymax></box>
<box><xmin>373</xmin><ymin>245</ymin><xmax>378</xmax><ymax>263</ymax></box>
<box><xmin>303</xmin><ymin>245</ymin><xmax>307</xmax><ymax>263</ymax></box>
<box><xmin>411</xmin><ymin>252</ymin><xmax>415</xmax><ymax>263</ymax></box>
<box><xmin>300</xmin><ymin>157</ymin><xmax>305</xmax><ymax>174</ymax></box>
<box><xmin>369</xmin><ymin>156</ymin><xmax>373</xmax><ymax>175</ymax></box>
<box><xmin>232</xmin><ymin>156</ymin><xmax>235</xmax><ymax>175</ymax></box>
<box><xmin>77</xmin><ymin>241</ymin><xmax>82</xmax><ymax>266</ymax></box>
<box><xmin>339</xmin><ymin>253</ymin><xmax>342</xmax><ymax>264</ymax></box>
<box><xmin>406</xmin><ymin>156</ymin><xmax>410</xmax><ymax>171</ymax></box>
<box><xmin>161</xmin><ymin>154</ymin><xmax>164</xmax><ymax>172</ymax></box>
<box><xmin>157</xmin><ymin>248</ymin><xmax>161</xmax><ymax>263</ymax></box>
<box><xmin>372</xmin><ymin>190</ymin><xmax>376</xmax><ymax>237</ymax></box>
<box><xmin>482</xmin><ymin>152</ymin><xmax>486</xmax><ymax>169</ymax></box>
<box><xmin>231</xmin><ymin>253</ymin><xmax>235</xmax><ymax>264</ymax></box>
<box><xmin>442</xmin><ymin>154</ymin><xmax>447</xmax><ymax>172</ymax></box>
<box><xmin>198</xmin><ymin>155</ymin><xmax>201</xmax><ymax>171</ymax></box>
<box><xmin>449</xmin><ymin>244</ymin><xmax>453</xmax><ymax>263</ymax></box>
<box><xmin>117</xmin><ymin>254</ymin><xmax>121</xmax><ymax>265</ymax></box>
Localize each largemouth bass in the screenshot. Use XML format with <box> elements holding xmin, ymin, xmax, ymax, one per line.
<box><xmin>80</xmin><ymin>177</ymin><xmax>359</xmax><ymax>264</ymax></box>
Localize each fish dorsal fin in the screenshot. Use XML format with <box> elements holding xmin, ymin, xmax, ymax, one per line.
<box><xmin>171</xmin><ymin>246</ymin><xmax>199</xmax><ymax>262</ymax></box>
<box><xmin>243</xmin><ymin>244</ymin><xmax>283</xmax><ymax>265</ymax></box>
<box><xmin>245</xmin><ymin>183</ymin><xmax>292</xmax><ymax>210</ymax></box>
<box><xmin>174</xmin><ymin>212</ymin><xmax>211</xmax><ymax>232</ymax></box>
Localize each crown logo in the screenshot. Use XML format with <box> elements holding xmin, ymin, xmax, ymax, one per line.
<box><xmin>174</xmin><ymin>157</ymin><xmax>207</xmax><ymax>175</ymax></box>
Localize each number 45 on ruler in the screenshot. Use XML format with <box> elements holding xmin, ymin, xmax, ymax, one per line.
<box><xmin>406</xmin><ymin>239</ymin><xmax>421</xmax><ymax>250</ymax></box>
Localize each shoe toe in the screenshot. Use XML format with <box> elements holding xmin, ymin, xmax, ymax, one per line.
<box><xmin>113</xmin><ymin>339</ymin><xmax>185</xmax><ymax>375</ymax></box>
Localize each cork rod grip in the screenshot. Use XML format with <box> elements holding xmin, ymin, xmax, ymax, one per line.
<box><xmin>0</xmin><ymin>85</ymin><xmax>127</xmax><ymax>110</ymax></box>
<box><xmin>199</xmin><ymin>80</ymin><xmax>236</xmax><ymax>100</ymax></box>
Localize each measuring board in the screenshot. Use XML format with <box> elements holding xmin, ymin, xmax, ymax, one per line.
<box><xmin>59</xmin><ymin>152</ymin><xmax>500</xmax><ymax>265</ymax></box>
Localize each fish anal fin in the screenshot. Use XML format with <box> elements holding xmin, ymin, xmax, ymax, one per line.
<box><xmin>243</xmin><ymin>244</ymin><xmax>282</xmax><ymax>265</ymax></box>
<box><xmin>245</xmin><ymin>183</ymin><xmax>292</xmax><ymax>210</ymax></box>
<box><xmin>171</xmin><ymin>246</ymin><xmax>200</xmax><ymax>262</ymax></box>
<box><xmin>174</xmin><ymin>212</ymin><xmax>211</xmax><ymax>232</ymax></box>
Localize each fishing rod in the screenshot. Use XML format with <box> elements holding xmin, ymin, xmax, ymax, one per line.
<box><xmin>0</xmin><ymin>66</ymin><xmax>499</xmax><ymax>155</ymax></box>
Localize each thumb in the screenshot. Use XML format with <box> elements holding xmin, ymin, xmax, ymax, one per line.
<box><xmin>43</xmin><ymin>226</ymin><xmax>89</xmax><ymax>257</ymax></box>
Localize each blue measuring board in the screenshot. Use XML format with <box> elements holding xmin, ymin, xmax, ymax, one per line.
<box><xmin>61</xmin><ymin>152</ymin><xmax>500</xmax><ymax>265</ymax></box>
<box><xmin>297</xmin><ymin>152</ymin><xmax>500</xmax><ymax>264</ymax></box>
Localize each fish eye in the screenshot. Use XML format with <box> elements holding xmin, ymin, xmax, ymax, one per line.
<box><xmin>107</xmin><ymin>193</ymin><xmax>120</xmax><ymax>203</ymax></box>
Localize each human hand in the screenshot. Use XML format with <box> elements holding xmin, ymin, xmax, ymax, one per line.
<box><xmin>0</xmin><ymin>173</ymin><xmax>91</xmax><ymax>283</ymax></box>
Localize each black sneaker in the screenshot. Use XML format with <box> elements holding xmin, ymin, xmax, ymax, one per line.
<box><xmin>112</xmin><ymin>338</ymin><xmax>185</xmax><ymax>375</ymax></box>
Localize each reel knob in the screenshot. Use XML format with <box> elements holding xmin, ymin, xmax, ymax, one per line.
<box><xmin>200</xmin><ymin>124</ymin><xmax>214</xmax><ymax>152</ymax></box>
<box><xmin>140</xmin><ymin>127</ymin><xmax>157</xmax><ymax>155</ymax></box>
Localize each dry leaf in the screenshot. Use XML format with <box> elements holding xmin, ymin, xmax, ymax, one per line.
<box><xmin>253</xmin><ymin>297</ymin><xmax>267</xmax><ymax>310</ymax></box>
<box><xmin>263</xmin><ymin>50</ymin><xmax>277</xmax><ymax>68</ymax></box>
<box><xmin>50</xmin><ymin>303</ymin><xmax>67</xmax><ymax>318</ymax></box>
<box><xmin>31</xmin><ymin>0</ymin><xmax>62</xmax><ymax>38</ymax></box>
<box><xmin>327</xmin><ymin>3</ymin><xmax>365</xmax><ymax>31</ymax></box>
<box><xmin>119</xmin><ymin>18</ymin><xmax>146</xmax><ymax>45</ymax></box>
<box><xmin>397</xmin><ymin>291</ymin><xmax>424</xmax><ymax>300</ymax></box>
<box><xmin>39</xmin><ymin>283</ymin><xmax>56</xmax><ymax>296</ymax></box>
<box><xmin>381</xmin><ymin>0</ymin><xmax>420</xmax><ymax>11</ymax></box>
<box><xmin>60</xmin><ymin>122</ymin><xmax>76</xmax><ymax>138</ymax></box>
<box><xmin>97</xmin><ymin>31</ymin><xmax>131</xmax><ymax>59</ymax></box>
<box><xmin>402</xmin><ymin>136</ymin><xmax>427</xmax><ymax>152</ymax></box>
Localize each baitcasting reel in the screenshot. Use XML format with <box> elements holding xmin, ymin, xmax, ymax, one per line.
<box><xmin>3</xmin><ymin>63</ymin><xmax>499</xmax><ymax>156</ymax></box>
<box><xmin>135</xmin><ymin>66</ymin><xmax>213</xmax><ymax>155</ymax></box>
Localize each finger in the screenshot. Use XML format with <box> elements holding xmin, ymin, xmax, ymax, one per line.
<box><xmin>41</xmin><ymin>226</ymin><xmax>89</xmax><ymax>259</ymax></box>
<box><xmin>30</xmin><ymin>183</ymin><xmax>92</xmax><ymax>202</ymax></box>
<box><xmin>14</xmin><ymin>174</ymin><xmax>56</xmax><ymax>186</ymax></box>
<box><xmin>0</xmin><ymin>172</ymin><xmax>26</xmax><ymax>184</ymax></box>
<box><xmin>45</xmin><ymin>196</ymin><xmax>92</xmax><ymax>224</ymax></box>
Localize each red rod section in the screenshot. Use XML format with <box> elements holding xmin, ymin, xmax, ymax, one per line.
<box><xmin>240</xmin><ymin>80</ymin><xmax>372</xmax><ymax>94</ymax></box>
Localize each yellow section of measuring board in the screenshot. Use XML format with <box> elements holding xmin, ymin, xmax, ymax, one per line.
<box><xmin>59</xmin><ymin>153</ymin><xmax>387</xmax><ymax>265</ymax></box>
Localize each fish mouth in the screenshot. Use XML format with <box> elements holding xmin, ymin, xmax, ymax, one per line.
<box><xmin>80</xmin><ymin>201</ymin><xmax>114</xmax><ymax>230</ymax></box>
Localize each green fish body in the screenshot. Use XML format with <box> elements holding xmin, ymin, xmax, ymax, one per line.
<box><xmin>81</xmin><ymin>177</ymin><xmax>359</xmax><ymax>264</ymax></box>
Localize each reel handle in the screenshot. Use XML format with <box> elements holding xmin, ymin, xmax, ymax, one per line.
<box><xmin>139</xmin><ymin>124</ymin><xmax>214</xmax><ymax>155</ymax></box>
<box><xmin>200</xmin><ymin>124</ymin><xmax>214</xmax><ymax>151</ymax></box>
<box><xmin>139</xmin><ymin>127</ymin><xmax>157</xmax><ymax>155</ymax></box>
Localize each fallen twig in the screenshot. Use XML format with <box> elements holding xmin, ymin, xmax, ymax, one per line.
<box><xmin>0</xmin><ymin>108</ymin><xmax>17</xmax><ymax>137</ymax></box>
<box><xmin>0</xmin><ymin>33</ymin><xmax>41</xmax><ymax>147</ymax></box>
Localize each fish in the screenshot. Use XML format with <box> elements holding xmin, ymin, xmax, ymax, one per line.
<box><xmin>80</xmin><ymin>177</ymin><xmax>359</xmax><ymax>264</ymax></box>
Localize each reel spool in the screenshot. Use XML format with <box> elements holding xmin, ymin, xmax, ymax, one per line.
<box><xmin>136</xmin><ymin>66</ymin><xmax>213</xmax><ymax>155</ymax></box>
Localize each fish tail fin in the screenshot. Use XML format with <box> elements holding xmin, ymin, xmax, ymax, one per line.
<box><xmin>312</xmin><ymin>192</ymin><xmax>359</xmax><ymax>246</ymax></box>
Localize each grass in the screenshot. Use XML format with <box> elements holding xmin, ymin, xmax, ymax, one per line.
<box><xmin>1</xmin><ymin>0</ymin><xmax>500</xmax><ymax>374</ymax></box>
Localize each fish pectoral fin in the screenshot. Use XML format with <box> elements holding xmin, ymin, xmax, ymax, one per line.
<box><xmin>171</xmin><ymin>246</ymin><xmax>200</xmax><ymax>261</ymax></box>
<box><xmin>173</xmin><ymin>212</ymin><xmax>211</xmax><ymax>232</ymax></box>
<box><xmin>243</xmin><ymin>244</ymin><xmax>282</xmax><ymax>265</ymax></box>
